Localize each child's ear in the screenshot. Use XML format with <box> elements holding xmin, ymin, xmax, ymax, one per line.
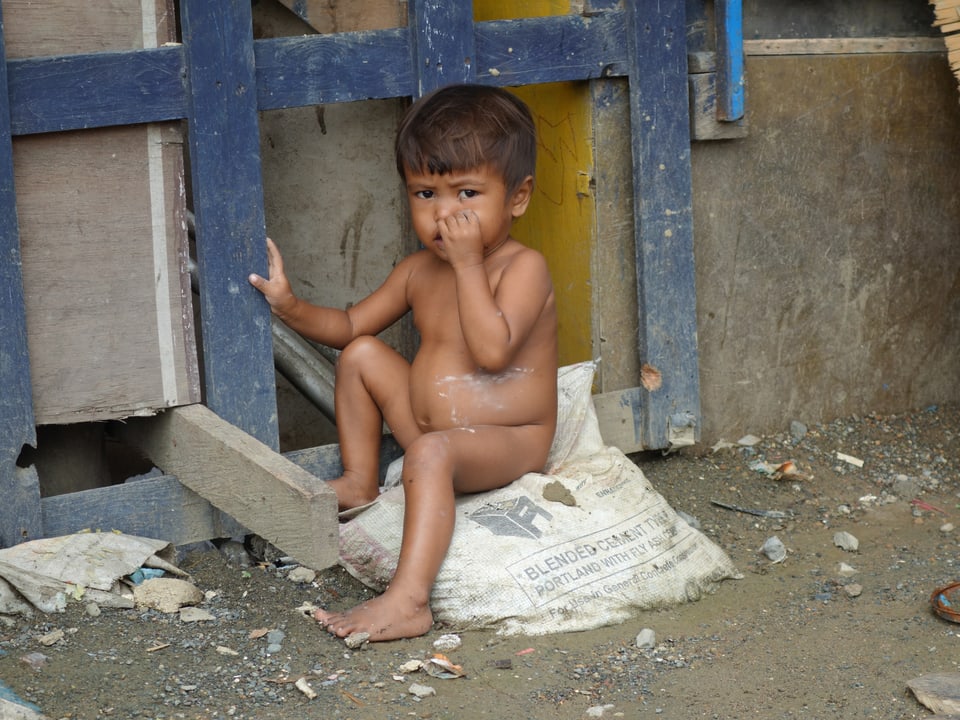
<box><xmin>509</xmin><ymin>175</ymin><xmax>534</xmax><ymax>218</ymax></box>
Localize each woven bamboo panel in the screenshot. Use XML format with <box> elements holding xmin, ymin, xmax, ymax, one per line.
<box><xmin>932</xmin><ymin>0</ymin><xmax>960</xmax><ymax>91</ymax></box>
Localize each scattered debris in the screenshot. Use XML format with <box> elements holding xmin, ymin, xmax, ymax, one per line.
<box><xmin>760</xmin><ymin>536</ymin><xmax>787</xmax><ymax>564</ymax></box>
<box><xmin>19</xmin><ymin>652</ymin><xmax>48</xmax><ymax>671</ymax></box>
<box><xmin>133</xmin><ymin>578</ymin><xmax>204</xmax><ymax>614</ymax></box>
<box><xmin>179</xmin><ymin>607</ymin><xmax>215</xmax><ymax>623</ymax></box>
<box><xmin>908</xmin><ymin>672</ymin><xmax>960</xmax><ymax>715</ymax></box>
<box><xmin>711</xmin><ymin>500</ymin><xmax>793</xmax><ymax>519</ymax></box>
<box><xmin>910</xmin><ymin>498</ymin><xmax>948</xmax><ymax>515</ymax></box>
<box><xmin>344</xmin><ymin>632</ymin><xmax>369</xmax><ymax>649</ymax></box>
<box><xmin>423</xmin><ymin>654</ymin><xmax>466</xmax><ymax>679</ymax></box>
<box><xmin>635</xmin><ymin>628</ymin><xmax>656</xmax><ymax>649</ymax></box>
<box><xmin>844</xmin><ymin>583</ymin><xmax>863</xmax><ymax>598</ymax></box>
<box><xmin>38</xmin><ymin>629</ymin><xmax>64</xmax><ymax>646</ymax></box>
<box><xmin>833</xmin><ymin>531</ymin><xmax>859</xmax><ymax>552</ymax></box>
<box><xmin>294</xmin><ymin>677</ymin><xmax>318</xmax><ymax>700</ymax></box>
<box><xmin>432</xmin><ymin>633</ymin><xmax>462</xmax><ymax>652</ymax></box>
<box><xmin>542</xmin><ymin>480</ymin><xmax>577</xmax><ymax>507</ymax></box>
<box><xmin>287</xmin><ymin>567</ymin><xmax>317</xmax><ymax>584</ymax></box>
<box><xmin>408</xmin><ymin>683</ymin><xmax>436</xmax><ymax>698</ymax></box>
<box><xmin>931</xmin><ymin>581</ymin><xmax>960</xmax><ymax>623</ymax></box>
<box><xmin>836</xmin><ymin>451</ymin><xmax>864</xmax><ymax>468</ymax></box>
<box><xmin>586</xmin><ymin>704</ymin><xmax>617</xmax><ymax>718</ymax></box>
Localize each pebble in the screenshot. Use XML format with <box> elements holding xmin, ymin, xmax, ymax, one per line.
<box><xmin>635</xmin><ymin>628</ymin><xmax>656</xmax><ymax>650</ymax></box>
<box><xmin>433</xmin><ymin>633</ymin><xmax>462</xmax><ymax>652</ymax></box>
<box><xmin>586</xmin><ymin>704</ymin><xmax>616</xmax><ymax>718</ymax></box>
<box><xmin>845</xmin><ymin>583</ymin><xmax>863</xmax><ymax>598</ymax></box>
<box><xmin>344</xmin><ymin>632</ymin><xmax>369</xmax><ymax>649</ymax></box>
<box><xmin>760</xmin><ymin>536</ymin><xmax>787</xmax><ymax>563</ymax></box>
<box><xmin>287</xmin><ymin>567</ymin><xmax>317</xmax><ymax>584</ymax></box>
<box><xmin>833</xmin><ymin>531</ymin><xmax>859</xmax><ymax>552</ymax></box>
<box><xmin>85</xmin><ymin>602</ymin><xmax>101</xmax><ymax>618</ymax></box>
<box><xmin>409</xmin><ymin>682</ymin><xmax>436</xmax><ymax>698</ymax></box>
<box><xmin>941</xmin><ymin>523</ymin><xmax>954</xmax><ymax>534</ymax></box>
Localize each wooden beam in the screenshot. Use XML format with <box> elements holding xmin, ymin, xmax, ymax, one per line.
<box><xmin>181</xmin><ymin>0</ymin><xmax>278</xmax><ymax>449</ymax></box>
<box><xmin>625</xmin><ymin>1</ymin><xmax>702</xmax><ymax>449</ymax></box>
<box><xmin>117</xmin><ymin>404</ymin><xmax>339</xmax><ymax>570</ymax></box>
<box><xmin>40</xmin><ymin>473</ymin><xmax>244</xmax><ymax>543</ymax></box>
<box><xmin>744</xmin><ymin>37</ymin><xmax>946</xmax><ymax>56</ymax></box>
<box><xmin>0</xmin><ymin>0</ymin><xmax>40</xmax><ymax>546</ymax></box>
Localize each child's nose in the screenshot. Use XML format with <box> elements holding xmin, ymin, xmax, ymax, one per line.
<box><xmin>435</xmin><ymin>198</ymin><xmax>458</xmax><ymax>220</ymax></box>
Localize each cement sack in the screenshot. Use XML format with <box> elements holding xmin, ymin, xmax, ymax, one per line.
<box><xmin>338</xmin><ymin>362</ymin><xmax>741</xmax><ymax>636</ymax></box>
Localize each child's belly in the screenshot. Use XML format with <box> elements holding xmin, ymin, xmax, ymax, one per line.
<box><xmin>409</xmin><ymin>354</ymin><xmax>550</xmax><ymax>431</ymax></box>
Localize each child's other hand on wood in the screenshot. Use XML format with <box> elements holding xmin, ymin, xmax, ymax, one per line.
<box><xmin>248</xmin><ymin>237</ymin><xmax>297</xmax><ymax>319</ymax></box>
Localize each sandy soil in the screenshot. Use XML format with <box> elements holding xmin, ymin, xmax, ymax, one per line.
<box><xmin>1</xmin><ymin>404</ymin><xmax>958</xmax><ymax>720</ymax></box>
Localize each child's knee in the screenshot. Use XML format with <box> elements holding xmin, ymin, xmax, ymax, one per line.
<box><xmin>403</xmin><ymin>433</ymin><xmax>454</xmax><ymax>477</ymax></box>
<box><xmin>336</xmin><ymin>335</ymin><xmax>382</xmax><ymax>373</ymax></box>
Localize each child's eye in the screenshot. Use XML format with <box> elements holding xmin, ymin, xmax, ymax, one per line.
<box><xmin>415</xmin><ymin>190</ymin><xmax>434</xmax><ymax>199</ymax></box>
<box><xmin>458</xmin><ymin>189</ymin><xmax>478</xmax><ymax>200</ymax></box>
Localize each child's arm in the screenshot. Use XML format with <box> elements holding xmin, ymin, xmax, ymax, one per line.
<box><xmin>441</xmin><ymin>215</ymin><xmax>553</xmax><ymax>372</ymax></box>
<box><xmin>248</xmin><ymin>238</ymin><xmax>410</xmax><ymax>349</ymax></box>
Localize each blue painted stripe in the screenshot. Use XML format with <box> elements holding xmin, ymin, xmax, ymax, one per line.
<box><xmin>716</xmin><ymin>0</ymin><xmax>745</xmax><ymax>121</ymax></box>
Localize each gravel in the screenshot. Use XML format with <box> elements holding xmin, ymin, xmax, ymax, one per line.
<box><xmin>0</xmin><ymin>403</ymin><xmax>957</xmax><ymax>719</ymax></box>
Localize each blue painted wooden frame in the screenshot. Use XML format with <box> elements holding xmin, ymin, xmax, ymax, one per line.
<box><xmin>0</xmin><ymin>1</ymin><xmax>41</xmax><ymax>546</ymax></box>
<box><xmin>0</xmin><ymin>0</ymin><xmax>745</xmax><ymax>542</ymax></box>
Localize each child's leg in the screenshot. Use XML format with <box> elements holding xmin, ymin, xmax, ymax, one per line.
<box><xmin>328</xmin><ymin>336</ymin><xmax>422</xmax><ymax>510</ymax></box>
<box><xmin>316</xmin><ymin>423</ymin><xmax>553</xmax><ymax>641</ymax></box>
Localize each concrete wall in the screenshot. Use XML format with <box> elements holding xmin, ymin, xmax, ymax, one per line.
<box><xmin>692</xmin><ymin>49</ymin><xmax>960</xmax><ymax>442</ymax></box>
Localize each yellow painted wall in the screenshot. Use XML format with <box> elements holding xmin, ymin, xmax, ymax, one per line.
<box><xmin>475</xmin><ymin>2</ymin><xmax>595</xmax><ymax>366</ymax></box>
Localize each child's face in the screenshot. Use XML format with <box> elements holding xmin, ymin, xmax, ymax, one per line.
<box><xmin>404</xmin><ymin>164</ymin><xmax>531</xmax><ymax>261</ymax></box>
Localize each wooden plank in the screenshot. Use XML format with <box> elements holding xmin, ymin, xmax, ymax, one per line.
<box><xmin>625</xmin><ymin>1</ymin><xmax>702</xmax><ymax>448</ymax></box>
<box><xmin>117</xmin><ymin>404</ymin><xmax>339</xmax><ymax>570</ymax></box>
<box><xmin>8</xmin><ymin>0</ymin><xmax>199</xmax><ymax>426</ymax></box>
<box><xmin>274</xmin><ymin>0</ymin><xmax>402</xmax><ymax>33</ymax></box>
<box><xmin>255</xmin><ymin>29</ymin><xmax>414</xmax><ymax>111</ymax></box>
<box><xmin>0</xmin><ymin>0</ymin><xmax>40</xmax><ymax>545</ymax></box>
<box><xmin>181</xmin><ymin>0</ymin><xmax>279</xmax><ymax>449</ymax></box>
<box><xmin>6</xmin><ymin>48</ymin><xmax>186</xmax><ymax>136</ymax></box>
<box><xmin>474</xmin><ymin>14</ymin><xmax>629</xmax><ymax>85</ymax></box>
<box><xmin>286</xmin><ymin>435</ymin><xmax>403</xmax><ymax>482</ymax></box>
<box><xmin>408</xmin><ymin>0</ymin><xmax>476</xmax><ymax>95</ymax></box>
<box><xmin>16</xmin><ymin>124</ymin><xmax>200</xmax><ymax>424</ymax></box>
<box><xmin>2</xmin><ymin>0</ymin><xmax>176</xmax><ymax>56</ymax></box>
<box><xmin>40</xmin><ymin>473</ymin><xmax>244</xmax><ymax>544</ymax></box>
<box><xmin>688</xmin><ymin>72</ymin><xmax>748</xmax><ymax>141</ymax></box>
<box><xmin>744</xmin><ymin>37</ymin><xmax>946</xmax><ymax>56</ymax></box>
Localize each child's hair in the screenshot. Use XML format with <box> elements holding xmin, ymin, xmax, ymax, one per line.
<box><xmin>395</xmin><ymin>84</ymin><xmax>536</xmax><ymax>193</ymax></box>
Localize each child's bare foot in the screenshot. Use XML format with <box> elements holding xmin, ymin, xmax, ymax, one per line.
<box><xmin>313</xmin><ymin>590</ymin><xmax>433</xmax><ymax>642</ymax></box>
<box><xmin>327</xmin><ymin>473</ymin><xmax>379</xmax><ymax>511</ymax></box>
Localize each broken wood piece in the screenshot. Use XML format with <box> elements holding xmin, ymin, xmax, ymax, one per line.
<box><xmin>908</xmin><ymin>672</ymin><xmax>960</xmax><ymax>715</ymax></box>
<box><xmin>117</xmin><ymin>404</ymin><xmax>338</xmax><ymax>570</ymax></box>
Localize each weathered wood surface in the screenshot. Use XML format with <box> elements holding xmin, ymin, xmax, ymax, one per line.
<box><xmin>16</xmin><ymin>124</ymin><xmax>199</xmax><ymax>424</ymax></box>
<box><xmin>275</xmin><ymin>0</ymin><xmax>402</xmax><ymax>33</ymax></box>
<box><xmin>116</xmin><ymin>404</ymin><xmax>339</xmax><ymax>570</ymax></box>
<box><xmin>40</xmin><ymin>473</ymin><xmax>244</xmax><ymax>544</ymax></box>
<box><xmin>625</xmin><ymin>1</ymin><xmax>702</xmax><ymax>448</ymax></box>
<box><xmin>0</xmin><ymin>1</ymin><xmax>40</xmax><ymax>545</ymax></box>
<box><xmin>9</xmin><ymin>0</ymin><xmax>198</xmax><ymax>425</ymax></box>
<box><xmin>181</xmin><ymin>0</ymin><xmax>278</xmax><ymax>448</ymax></box>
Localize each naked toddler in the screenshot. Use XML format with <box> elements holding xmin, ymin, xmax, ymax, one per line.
<box><xmin>248</xmin><ymin>84</ymin><xmax>558</xmax><ymax>641</ymax></box>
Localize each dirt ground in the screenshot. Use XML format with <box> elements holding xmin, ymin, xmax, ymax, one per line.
<box><xmin>2</xmin><ymin>403</ymin><xmax>959</xmax><ymax>720</ymax></box>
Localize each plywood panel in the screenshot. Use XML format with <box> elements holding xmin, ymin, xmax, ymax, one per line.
<box><xmin>7</xmin><ymin>0</ymin><xmax>199</xmax><ymax>424</ymax></box>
